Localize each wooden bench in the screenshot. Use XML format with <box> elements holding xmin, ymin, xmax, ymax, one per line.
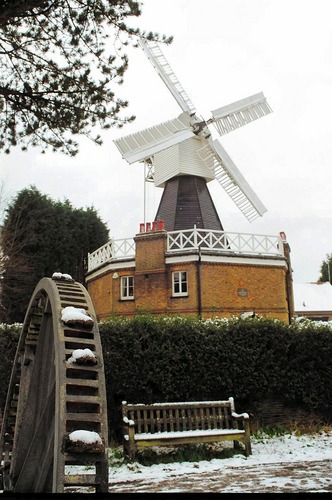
<box><xmin>122</xmin><ymin>397</ymin><xmax>252</xmax><ymax>460</ymax></box>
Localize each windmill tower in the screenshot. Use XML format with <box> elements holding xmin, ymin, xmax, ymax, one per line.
<box><xmin>114</xmin><ymin>39</ymin><xmax>272</xmax><ymax>231</ymax></box>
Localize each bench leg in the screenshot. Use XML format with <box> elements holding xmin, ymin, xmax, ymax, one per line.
<box><xmin>123</xmin><ymin>438</ymin><xmax>136</xmax><ymax>460</ymax></box>
<box><xmin>128</xmin><ymin>440</ymin><xmax>136</xmax><ymax>461</ymax></box>
<box><xmin>244</xmin><ymin>435</ymin><xmax>252</xmax><ymax>456</ymax></box>
<box><xmin>233</xmin><ymin>439</ymin><xmax>241</xmax><ymax>451</ymax></box>
<box><xmin>233</xmin><ymin>438</ymin><xmax>251</xmax><ymax>456</ymax></box>
<box><xmin>243</xmin><ymin>421</ymin><xmax>252</xmax><ymax>456</ymax></box>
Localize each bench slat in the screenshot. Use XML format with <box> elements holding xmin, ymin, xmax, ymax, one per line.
<box><xmin>184</xmin><ymin>408</ymin><xmax>188</xmax><ymax>431</ymax></box>
<box><xmin>207</xmin><ymin>407</ymin><xmax>211</xmax><ymax>429</ymax></box>
<box><xmin>162</xmin><ymin>409</ymin><xmax>167</xmax><ymax>431</ymax></box>
<box><xmin>125</xmin><ymin>400</ymin><xmax>232</xmax><ymax>410</ymax></box>
<box><xmin>134</xmin><ymin>428</ymin><xmax>245</xmax><ymax>441</ymax></box>
<box><xmin>175</xmin><ymin>408</ymin><xmax>180</xmax><ymax>431</ymax></box>
<box><xmin>143</xmin><ymin>410</ymin><xmax>149</xmax><ymax>432</ymax></box>
<box><xmin>134</xmin><ymin>430</ymin><xmax>247</xmax><ymax>449</ymax></box>
<box><xmin>193</xmin><ymin>408</ymin><xmax>199</xmax><ymax>429</ymax></box>
<box><xmin>137</xmin><ymin>409</ymin><xmax>142</xmax><ymax>433</ymax></box>
<box><xmin>217</xmin><ymin>406</ymin><xmax>222</xmax><ymax>428</ymax></box>
<box><xmin>150</xmin><ymin>409</ymin><xmax>154</xmax><ymax>433</ymax></box>
<box><xmin>156</xmin><ymin>409</ymin><xmax>161</xmax><ymax>432</ymax></box>
<box><xmin>211</xmin><ymin>406</ymin><xmax>216</xmax><ymax>428</ymax></box>
<box><xmin>200</xmin><ymin>407</ymin><xmax>204</xmax><ymax>429</ymax></box>
<box><xmin>223</xmin><ymin>406</ymin><xmax>230</xmax><ymax>428</ymax></box>
<box><xmin>169</xmin><ymin>408</ymin><xmax>174</xmax><ymax>432</ymax></box>
<box><xmin>188</xmin><ymin>408</ymin><xmax>192</xmax><ymax>430</ymax></box>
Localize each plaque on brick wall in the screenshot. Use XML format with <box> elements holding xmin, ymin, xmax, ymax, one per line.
<box><xmin>237</xmin><ymin>287</ymin><xmax>248</xmax><ymax>297</ymax></box>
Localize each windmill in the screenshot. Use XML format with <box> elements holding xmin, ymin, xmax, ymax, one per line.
<box><xmin>114</xmin><ymin>39</ymin><xmax>272</xmax><ymax>231</ymax></box>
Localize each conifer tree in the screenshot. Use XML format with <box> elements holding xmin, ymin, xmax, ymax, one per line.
<box><xmin>0</xmin><ymin>186</ymin><xmax>109</xmax><ymax>323</ymax></box>
<box><xmin>319</xmin><ymin>254</ymin><xmax>332</xmax><ymax>284</ymax></box>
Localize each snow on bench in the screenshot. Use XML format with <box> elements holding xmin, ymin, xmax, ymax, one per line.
<box><xmin>122</xmin><ymin>397</ymin><xmax>252</xmax><ymax>460</ymax></box>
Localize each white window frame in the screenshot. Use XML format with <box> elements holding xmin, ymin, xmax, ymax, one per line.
<box><xmin>121</xmin><ymin>275</ymin><xmax>134</xmax><ymax>300</ymax></box>
<box><xmin>172</xmin><ymin>271</ymin><xmax>188</xmax><ymax>297</ymax></box>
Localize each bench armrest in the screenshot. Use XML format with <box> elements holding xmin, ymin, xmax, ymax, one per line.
<box><xmin>231</xmin><ymin>411</ymin><xmax>249</xmax><ymax>420</ymax></box>
<box><xmin>123</xmin><ymin>416</ymin><xmax>135</xmax><ymax>427</ymax></box>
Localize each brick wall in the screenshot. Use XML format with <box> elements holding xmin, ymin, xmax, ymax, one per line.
<box><xmin>87</xmin><ymin>272</ymin><xmax>113</xmax><ymax>320</ymax></box>
<box><xmin>199</xmin><ymin>262</ymin><xmax>289</xmax><ymax>321</ymax></box>
<box><xmin>134</xmin><ymin>231</ymin><xmax>167</xmax><ymax>272</ymax></box>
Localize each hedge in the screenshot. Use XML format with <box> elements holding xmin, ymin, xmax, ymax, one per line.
<box><xmin>1</xmin><ymin>317</ymin><xmax>331</xmax><ymax>443</ymax></box>
<box><xmin>99</xmin><ymin>316</ymin><xmax>332</xmax><ymax>442</ymax></box>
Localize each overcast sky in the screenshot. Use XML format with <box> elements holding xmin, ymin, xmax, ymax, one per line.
<box><xmin>1</xmin><ymin>0</ymin><xmax>332</xmax><ymax>283</ymax></box>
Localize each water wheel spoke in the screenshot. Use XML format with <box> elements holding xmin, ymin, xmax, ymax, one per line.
<box><xmin>33</xmin><ymin>420</ymin><xmax>55</xmax><ymax>492</ymax></box>
<box><xmin>10</xmin><ymin>316</ymin><xmax>55</xmax><ymax>481</ymax></box>
<box><xmin>12</xmin><ymin>387</ymin><xmax>55</xmax><ymax>492</ymax></box>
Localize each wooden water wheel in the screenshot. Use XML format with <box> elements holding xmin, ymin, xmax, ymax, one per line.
<box><xmin>0</xmin><ymin>276</ymin><xmax>109</xmax><ymax>493</ymax></box>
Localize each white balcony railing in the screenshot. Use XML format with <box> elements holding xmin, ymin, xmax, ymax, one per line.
<box><xmin>87</xmin><ymin>228</ymin><xmax>285</xmax><ymax>273</ymax></box>
<box><xmin>87</xmin><ymin>238</ymin><xmax>135</xmax><ymax>272</ymax></box>
<box><xmin>167</xmin><ymin>227</ymin><xmax>284</xmax><ymax>257</ymax></box>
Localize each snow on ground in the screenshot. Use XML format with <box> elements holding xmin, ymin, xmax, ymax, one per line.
<box><xmin>67</xmin><ymin>431</ymin><xmax>332</xmax><ymax>493</ymax></box>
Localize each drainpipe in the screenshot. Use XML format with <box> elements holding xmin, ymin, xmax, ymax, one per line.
<box><xmin>197</xmin><ymin>247</ymin><xmax>202</xmax><ymax>319</ymax></box>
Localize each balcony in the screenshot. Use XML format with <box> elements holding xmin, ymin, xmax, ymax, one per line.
<box><xmin>87</xmin><ymin>227</ymin><xmax>285</xmax><ymax>273</ymax></box>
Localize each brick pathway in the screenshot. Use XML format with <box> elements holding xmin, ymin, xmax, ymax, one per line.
<box><xmin>107</xmin><ymin>459</ymin><xmax>332</xmax><ymax>493</ymax></box>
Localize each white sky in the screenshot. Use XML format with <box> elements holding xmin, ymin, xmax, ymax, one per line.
<box><xmin>1</xmin><ymin>0</ymin><xmax>332</xmax><ymax>283</ymax></box>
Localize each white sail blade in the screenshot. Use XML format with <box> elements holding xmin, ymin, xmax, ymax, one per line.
<box><xmin>211</xmin><ymin>92</ymin><xmax>272</xmax><ymax>136</ymax></box>
<box><xmin>197</xmin><ymin>139</ymin><xmax>267</xmax><ymax>222</ymax></box>
<box><xmin>139</xmin><ymin>39</ymin><xmax>196</xmax><ymax>115</ymax></box>
<box><xmin>114</xmin><ymin>115</ymin><xmax>194</xmax><ymax>164</ymax></box>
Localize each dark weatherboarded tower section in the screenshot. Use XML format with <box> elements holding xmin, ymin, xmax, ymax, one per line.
<box><xmin>155</xmin><ymin>175</ymin><xmax>224</xmax><ymax>231</ymax></box>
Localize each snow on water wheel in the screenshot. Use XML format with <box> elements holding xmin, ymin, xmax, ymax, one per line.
<box><xmin>0</xmin><ymin>276</ymin><xmax>109</xmax><ymax>493</ymax></box>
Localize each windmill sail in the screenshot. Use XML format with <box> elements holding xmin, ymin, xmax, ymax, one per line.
<box><xmin>139</xmin><ymin>39</ymin><xmax>196</xmax><ymax>115</ymax></box>
<box><xmin>211</xmin><ymin>92</ymin><xmax>272</xmax><ymax>136</ymax></box>
<box><xmin>114</xmin><ymin>114</ymin><xmax>194</xmax><ymax>164</ymax></box>
<box><xmin>197</xmin><ymin>139</ymin><xmax>267</xmax><ymax>222</ymax></box>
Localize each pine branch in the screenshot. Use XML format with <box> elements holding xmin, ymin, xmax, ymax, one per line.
<box><xmin>0</xmin><ymin>1</ymin><xmax>61</xmax><ymax>25</ymax></box>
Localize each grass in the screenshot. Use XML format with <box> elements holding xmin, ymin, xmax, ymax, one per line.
<box><xmin>290</xmin><ymin>421</ymin><xmax>332</xmax><ymax>436</ymax></box>
<box><xmin>251</xmin><ymin>419</ymin><xmax>332</xmax><ymax>438</ymax></box>
<box><xmin>252</xmin><ymin>424</ymin><xmax>290</xmax><ymax>440</ymax></box>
